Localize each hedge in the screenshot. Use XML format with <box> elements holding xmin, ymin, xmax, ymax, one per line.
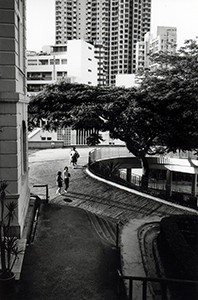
<box><xmin>159</xmin><ymin>214</ymin><xmax>198</xmax><ymax>280</ymax></box>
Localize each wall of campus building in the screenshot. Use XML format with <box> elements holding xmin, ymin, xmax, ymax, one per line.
<box><xmin>0</xmin><ymin>0</ymin><xmax>29</xmax><ymax>237</ymax></box>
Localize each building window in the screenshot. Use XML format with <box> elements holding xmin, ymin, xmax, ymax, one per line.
<box><xmin>39</xmin><ymin>59</ymin><xmax>48</xmax><ymax>65</ymax></box>
<box><xmin>50</xmin><ymin>59</ymin><xmax>60</xmax><ymax>65</ymax></box>
<box><xmin>28</xmin><ymin>59</ymin><xmax>37</xmax><ymax>66</ymax></box>
<box><xmin>57</xmin><ymin>127</ymin><xmax>71</xmax><ymax>145</ymax></box>
<box><xmin>61</xmin><ymin>59</ymin><xmax>67</xmax><ymax>64</ymax></box>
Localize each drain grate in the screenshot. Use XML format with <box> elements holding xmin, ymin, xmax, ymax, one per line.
<box><xmin>63</xmin><ymin>198</ymin><xmax>73</xmax><ymax>203</ymax></box>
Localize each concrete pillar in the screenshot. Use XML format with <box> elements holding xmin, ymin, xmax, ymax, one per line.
<box><xmin>166</xmin><ymin>170</ymin><xmax>172</xmax><ymax>199</ymax></box>
<box><xmin>191</xmin><ymin>173</ymin><xmax>197</xmax><ymax>197</ymax></box>
<box><xmin>126</xmin><ymin>168</ymin><xmax>131</xmax><ymax>183</ymax></box>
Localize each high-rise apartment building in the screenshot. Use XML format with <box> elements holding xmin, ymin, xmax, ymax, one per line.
<box><xmin>55</xmin><ymin>0</ymin><xmax>152</xmax><ymax>86</ymax></box>
<box><xmin>136</xmin><ymin>26</ymin><xmax>177</xmax><ymax>72</ymax></box>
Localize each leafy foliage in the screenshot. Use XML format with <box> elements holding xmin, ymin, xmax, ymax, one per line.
<box><xmin>138</xmin><ymin>39</ymin><xmax>198</xmax><ymax>153</ymax></box>
<box><xmin>86</xmin><ymin>132</ymin><xmax>104</xmax><ymax>146</ymax></box>
<box><xmin>0</xmin><ymin>181</ymin><xmax>23</xmax><ymax>279</ymax></box>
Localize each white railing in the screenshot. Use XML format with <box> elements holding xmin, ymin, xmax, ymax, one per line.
<box><xmin>89</xmin><ymin>147</ymin><xmax>197</xmax><ymax>165</ymax></box>
<box><xmin>89</xmin><ymin>146</ymin><xmax>133</xmax><ymax>164</ymax></box>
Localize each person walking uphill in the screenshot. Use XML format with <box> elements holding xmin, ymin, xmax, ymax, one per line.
<box><xmin>69</xmin><ymin>147</ymin><xmax>80</xmax><ymax>168</ymax></box>
<box><xmin>63</xmin><ymin>166</ymin><xmax>70</xmax><ymax>193</ymax></box>
<box><xmin>56</xmin><ymin>171</ymin><xmax>63</xmax><ymax>195</ymax></box>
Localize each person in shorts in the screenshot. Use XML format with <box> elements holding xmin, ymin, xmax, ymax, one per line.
<box><xmin>69</xmin><ymin>147</ymin><xmax>80</xmax><ymax>168</ymax></box>
<box><xmin>63</xmin><ymin>166</ymin><xmax>70</xmax><ymax>193</ymax></box>
<box><xmin>56</xmin><ymin>171</ymin><xmax>63</xmax><ymax>195</ymax></box>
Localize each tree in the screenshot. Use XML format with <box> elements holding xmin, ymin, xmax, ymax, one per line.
<box><xmin>86</xmin><ymin>132</ymin><xmax>104</xmax><ymax>146</ymax></box>
<box><xmin>28</xmin><ymin>40</ymin><xmax>198</xmax><ymax>188</ymax></box>
<box><xmin>138</xmin><ymin>39</ymin><xmax>198</xmax><ymax>153</ymax></box>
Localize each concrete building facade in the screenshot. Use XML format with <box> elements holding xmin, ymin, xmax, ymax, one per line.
<box><xmin>0</xmin><ymin>0</ymin><xmax>29</xmax><ymax>237</ymax></box>
<box><xmin>55</xmin><ymin>0</ymin><xmax>152</xmax><ymax>86</ymax></box>
<box><xmin>27</xmin><ymin>40</ymin><xmax>98</xmax><ymax>95</ymax></box>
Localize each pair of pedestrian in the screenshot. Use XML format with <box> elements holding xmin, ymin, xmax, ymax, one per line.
<box><xmin>56</xmin><ymin>166</ymin><xmax>70</xmax><ymax>195</ymax></box>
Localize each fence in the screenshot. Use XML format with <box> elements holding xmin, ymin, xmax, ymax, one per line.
<box><xmin>117</xmin><ymin>271</ymin><xmax>198</xmax><ymax>300</ymax></box>
<box><xmin>119</xmin><ymin>169</ymin><xmax>194</xmax><ymax>196</ymax></box>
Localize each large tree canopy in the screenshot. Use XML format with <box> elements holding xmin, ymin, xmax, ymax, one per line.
<box><xmin>28</xmin><ymin>40</ymin><xmax>198</xmax><ymax>187</ymax></box>
<box><xmin>138</xmin><ymin>39</ymin><xmax>198</xmax><ymax>153</ymax></box>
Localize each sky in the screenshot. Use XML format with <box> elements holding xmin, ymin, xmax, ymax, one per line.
<box><xmin>26</xmin><ymin>0</ymin><xmax>198</xmax><ymax>52</ymax></box>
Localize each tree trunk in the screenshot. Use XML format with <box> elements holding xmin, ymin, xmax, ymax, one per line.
<box><xmin>139</xmin><ymin>156</ymin><xmax>150</xmax><ymax>189</ymax></box>
<box><xmin>125</xmin><ymin>140</ymin><xmax>150</xmax><ymax>189</ymax></box>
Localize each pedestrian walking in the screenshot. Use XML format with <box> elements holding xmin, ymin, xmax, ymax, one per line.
<box><xmin>69</xmin><ymin>147</ymin><xmax>80</xmax><ymax>168</ymax></box>
<box><xmin>63</xmin><ymin>166</ymin><xmax>70</xmax><ymax>193</ymax></box>
<box><xmin>56</xmin><ymin>171</ymin><xmax>63</xmax><ymax>195</ymax></box>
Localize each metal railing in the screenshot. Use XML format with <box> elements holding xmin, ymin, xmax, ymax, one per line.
<box><xmin>89</xmin><ymin>148</ymin><xmax>198</xmax><ymax>208</ymax></box>
<box><xmin>89</xmin><ymin>146</ymin><xmax>133</xmax><ymax>165</ymax></box>
<box><xmin>89</xmin><ymin>147</ymin><xmax>197</xmax><ymax>165</ymax></box>
<box><xmin>117</xmin><ymin>270</ymin><xmax>198</xmax><ymax>300</ymax></box>
<box><xmin>33</xmin><ymin>184</ymin><xmax>49</xmax><ymax>203</ymax></box>
<box><xmin>120</xmin><ymin>169</ymin><xmax>195</xmax><ymax>195</ymax></box>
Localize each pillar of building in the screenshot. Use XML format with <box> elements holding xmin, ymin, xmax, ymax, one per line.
<box><xmin>191</xmin><ymin>173</ymin><xmax>197</xmax><ymax>197</ymax></box>
<box><xmin>166</xmin><ymin>170</ymin><xmax>172</xmax><ymax>199</ymax></box>
<box><xmin>126</xmin><ymin>169</ymin><xmax>131</xmax><ymax>183</ymax></box>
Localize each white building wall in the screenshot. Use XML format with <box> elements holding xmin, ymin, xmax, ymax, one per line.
<box><xmin>67</xmin><ymin>40</ymin><xmax>82</xmax><ymax>79</ymax></box>
<box><xmin>67</xmin><ymin>40</ymin><xmax>97</xmax><ymax>85</ymax></box>
<box><xmin>116</xmin><ymin>74</ymin><xmax>138</xmax><ymax>88</ymax></box>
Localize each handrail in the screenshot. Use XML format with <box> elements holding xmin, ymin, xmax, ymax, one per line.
<box><xmin>33</xmin><ymin>184</ymin><xmax>49</xmax><ymax>203</ymax></box>
<box><xmin>117</xmin><ymin>270</ymin><xmax>198</xmax><ymax>300</ymax></box>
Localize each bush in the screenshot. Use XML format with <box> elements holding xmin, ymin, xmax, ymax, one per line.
<box><xmin>159</xmin><ymin>215</ymin><xmax>198</xmax><ymax>281</ymax></box>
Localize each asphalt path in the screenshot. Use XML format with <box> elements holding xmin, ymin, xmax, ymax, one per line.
<box><xmin>8</xmin><ymin>147</ymin><xmax>121</xmax><ymax>300</ymax></box>
<box><xmin>28</xmin><ymin>147</ymin><xmax>94</xmax><ymax>200</ymax></box>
